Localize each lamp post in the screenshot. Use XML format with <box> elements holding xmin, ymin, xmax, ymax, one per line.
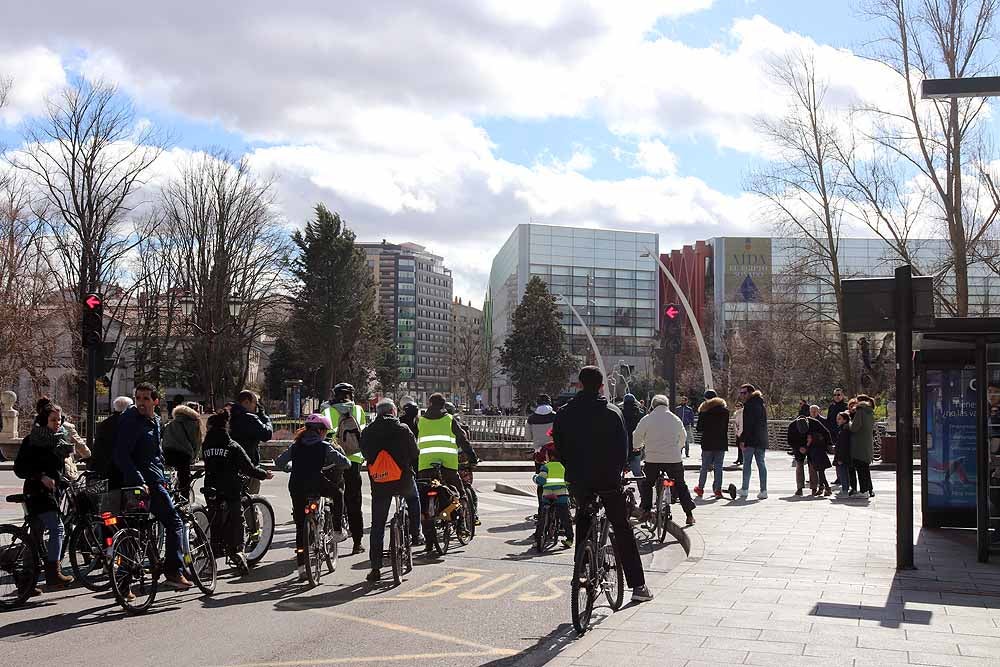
<box><xmin>555</xmin><ymin>294</ymin><xmax>607</xmax><ymax>389</ymax></box>
<box><xmin>178</xmin><ymin>291</ymin><xmax>243</xmax><ymax>410</ymax></box>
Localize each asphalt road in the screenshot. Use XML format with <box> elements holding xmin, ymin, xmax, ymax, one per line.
<box><xmin>0</xmin><ymin>471</ymin><xmax>686</xmax><ymax>667</ymax></box>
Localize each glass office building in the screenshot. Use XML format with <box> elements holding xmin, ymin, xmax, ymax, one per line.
<box><xmin>486</xmin><ymin>224</ymin><xmax>660</xmax><ymax>405</ymax></box>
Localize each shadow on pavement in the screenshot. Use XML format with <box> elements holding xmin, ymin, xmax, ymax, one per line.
<box><xmin>476</xmin><ymin>622</ymin><xmax>578</xmax><ymax>667</ymax></box>
<box><xmin>0</xmin><ymin>599</ymin><xmax>179</xmax><ymax>640</ymax></box>
<box><xmin>487</xmin><ymin>520</ymin><xmax>536</xmax><ymax>534</ymax></box>
<box><xmin>273</xmin><ymin>581</ymin><xmax>382</xmax><ymax>611</ymax></box>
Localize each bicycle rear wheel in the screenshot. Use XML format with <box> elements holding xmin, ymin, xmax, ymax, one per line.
<box><xmin>185</xmin><ymin>518</ymin><xmax>216</xmax><ymax>595</ymax></box>
<box><xmin>110</xmin><ymin>528</ymin><xmax>158</xmax><ymax>614</ymax></box>
<box><xmin>68</xmin><ymin>521</ymin><xmax>110</xmax><ymax>592</ymax></box>
<box><xmin>244</xmin><ymin>496</ymin><xmax>275</xmax><ymax>566</ymax></box>
<box><xmin>533</xmin><ymin>506</ymin><xmax>549</xmax><ymax>552</ymax></box>
<box><xmin>389</xmin><ymin>516</ymin><xmax>402</xmax><ymax>586</ymax></box>
<box><xmin>0</xmin><ymin>525</ymin><xmax>39</xmax><ymax>609</ymax></box>
<box><xmin>602</xmin><ymin>535</ymin><xmax>625</xmax><ymax>611</ymax></box>
<box><xmin>303</xmin><ymin>519</ymin><xmax>322</xmax><ymax>586</ymax></box>
<box><xmin>571</xmin><ymin>542</ymin><xmax>596</xmax><ymax>634</ymax></box>
<box><xmin>438</xmin><ymin>519</ymin><xmax>452</xmax><ymax>554</ymax></box>
<box><xmin>455</xmin><ymin>498</ymin><xmax>473</xmax><ymax>546</ymax></box>
<box><xmin>656</xmin><ymin>485</ymin><xmax>669</xmax><ymax>544</ymax></box>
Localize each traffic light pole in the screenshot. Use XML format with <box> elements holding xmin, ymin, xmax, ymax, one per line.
<box><xmin>86</xmin><ymin>344</ymin><xmax>97</xmax><ymax>452</ymax></box>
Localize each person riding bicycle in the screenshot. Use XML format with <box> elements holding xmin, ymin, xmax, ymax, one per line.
<box><xmin>202</xmin><ymin>409</ymin><xmax>273</xmax><ymax>573</ymax></box>
<box><xmin>276</xmin><ymin>413</ymin><xmax>351</xmax><ymax>582</ymax></box>
<box><xmin>415</xmin><ymin>393</ymin><xmax>477</xmax><ymax>549</ymax></box>
<box><xmin>323</xmin><ymin>382</ymin><xmax>368</xmax><ymax>555</ymax></box>
<box><xmin>113</xmin><ymin>382</ymin><xmax>192</xmax><ymax>590</ymax></box>
<box><xmin>445</xmin><ymin>401</ymin><xmax>480</xmax><ymax>526</ymax></box>
<box><xmin>532</xmin><ymin>442</ymin><xmax>574</xmax><ymax>548</ymax></box>
<box><xmin>13</xmin><ymin>397</ymin><xmax>75</xmax><ymax>593</ymax></box>
<box><xmin>552</xmin><ymin>365</ymin><xmax>653</xmax><ymax>603</ymax></box>
<box><xmin>360</xmin><ymin>398</ymin><xmax>424</xmax><ymax>582</ymax></box>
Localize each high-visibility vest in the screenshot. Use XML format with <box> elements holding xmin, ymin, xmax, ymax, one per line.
<box><xmin>324</xmin><ymin>402</ymin><xmax>368</xmax><ymax>464</ymax></box>
<box><xmin>541</xmin><ymin>461</ymin><xmax>567</xmax><ymax>494</ymax></box>
<box><xmin>417</xmin><ymin>414</ymin><xmax>459</xmax><ymax>471</ymax></box>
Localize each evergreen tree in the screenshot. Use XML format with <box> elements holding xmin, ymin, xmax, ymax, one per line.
<box><xmin>499</xmin><ymin>276</ymin><xmax>576</xmax><ymax>404</ymax></box>
<box><xmin>265</xmin><ymin>336</ymin><xmax>304</xmax><ymax>400</ymax></box>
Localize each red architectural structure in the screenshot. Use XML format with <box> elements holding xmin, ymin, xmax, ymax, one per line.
<box><xmin>658</xmin><ymin>240</ymin><xmax>712</xmax><ymax>329</ymax></box>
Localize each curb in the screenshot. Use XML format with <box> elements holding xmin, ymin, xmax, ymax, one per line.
<box><xmin>494</xmin><ymin>481</ymin><xmax>535</xmax><ymax>497</ymax></box>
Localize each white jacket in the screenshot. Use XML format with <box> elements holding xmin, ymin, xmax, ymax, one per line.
<box><xmin>733</xmin><ymin>408</ymin><xmax>744</xmax><ymax>437</ymax></box>
<box><xmin>633</xmin><ymin>406</ymin><xmax>686</xmax><ymax>464</ymax></box>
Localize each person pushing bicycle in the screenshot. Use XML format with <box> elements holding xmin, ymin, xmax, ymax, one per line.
<box><xmin>552</xmin><ymin>366</ymin><xmax>653</xmax><ymax>604</ymax></box>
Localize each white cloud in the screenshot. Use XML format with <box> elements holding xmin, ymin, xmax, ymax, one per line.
<box><xmin>0</xmin><ymin>47</ymin><xmax>66</xmax><ymax>126</ymax></box>
<box><xmin>635</xmin><ymin>140</ymin><xmax>678</xmax><ymax>175</ymax></box>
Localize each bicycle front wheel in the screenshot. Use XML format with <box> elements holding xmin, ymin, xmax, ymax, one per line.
<box><xmin>389</xmin><ymin>516</ymin><xmax>402</xmax><ymax>586</ymax></box>
<box><xmin>244</xmin><ymin>496</ymin><xmax>275</xmax><ymax>566</ymax></box>
<box><xmin>571</xmin><ymin>542</ymin><xmax>596</xmax><ymax>634</ymax></box>
<box><xmin>603</xmin><ymin>534</ymin><xmax>624</xmax><ymax>611</ymax></box>
<box><xmin>185</xmin><ymin>518</ymin><xmax>216</xmax><ymax>595</ymax></box>
<box><xmin>110</xmin><ymin>528</ymin><xmax>158</xmax><ymax>615</ymax></box>
<box><xmin>0</xmin><ymin>524</ymin><xmax>39</xmax><ymax>609</ymax></box>
<box><xmin>68</xmin><ymin>521</ymin><xmax>110</xmax><ymax>592</ymax></box>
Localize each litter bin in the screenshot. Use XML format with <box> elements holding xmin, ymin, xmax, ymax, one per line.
<box><xmin>881</xmin><ymin>435</ymin><xmax>897</xmax><ymax>465</ymax></box>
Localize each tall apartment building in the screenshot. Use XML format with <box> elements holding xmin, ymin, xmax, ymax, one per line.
<box><xmin>486</xmin><ymin>223</ymin><xmax>660</xmax><ymax>406</ymax></box>
<box><xmin>360</xmin><ymin>241</ymin><xmax>453</xmax><ymax>401</ymax></box>
<box><xmin>449</xmin><ymin>297</ymin><xmax>484</xmax><ymax>406</ymax></box>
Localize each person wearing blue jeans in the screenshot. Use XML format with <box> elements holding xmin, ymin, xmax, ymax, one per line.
<box><xmin>736</xmin><ymin>383</ymin><xmax>769</xmax><ymax>499</ymax></box>
<box><xmin>740</xmin><ymin>447</ymin><xmax>768</xmax><ymax>498</ymax></box>
<box><xmin>693</xmin><ymin>391</ymin><xmax>731</xmax><ymax>499</ymax></box>
<box><xmin>369</xmin><ymin>479</ymin><xmax>422</xmax><ymax>566</ymax></box>
<box><xmin>674</xmin><ymin>397</ymin><xmax>695</xmax><ymax>458</ymax></box>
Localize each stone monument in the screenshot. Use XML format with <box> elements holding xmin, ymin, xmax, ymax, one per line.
<box><xmin>0</xmin><ymin>390</ymin><xmax>20</xmax><ymax>460</ymax></box>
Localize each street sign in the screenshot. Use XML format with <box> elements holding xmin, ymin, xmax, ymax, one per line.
<box><xmin>841</xmin><ymin>276</ymin><xmax>934</xmax><ymax>332</ymax></box>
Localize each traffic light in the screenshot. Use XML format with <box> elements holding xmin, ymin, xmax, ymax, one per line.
<box><xmin>664</xmin><ymin>303</ymin><xmax>682</xmax><ymax>353</ymax></box>
<box><xmin>82</xmin><ymin>293</ymin><xmax>103</xmax><ymax>348</ymax></box>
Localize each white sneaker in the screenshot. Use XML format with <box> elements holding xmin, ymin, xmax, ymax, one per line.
<box><xmin>737</xmin><ymin>488</ymin><xmax>748</xmax><ymax>498</ymax></box>
<box><xmin>631</xmin><ymin>586</ymin><xmax>654</xmax><ymax>602</ymax></box>
<box><xmin>757</xmin><ymin>491</ymin><xmax>768</xmax><ymax>500</ymax></box>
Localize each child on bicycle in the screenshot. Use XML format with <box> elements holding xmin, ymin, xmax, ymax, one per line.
<box><xmin>276</xmin><ymin>413</ymin><xmax>350</xmax><ymax>581</ymax></box>
<box><xmin>202</xmin><ymin>410</ymin><xmax>273</xmax><ymax>573</ymax></box>
<box><xmin>532</xmin><ymin>442</ymin><xmax>573</xmax><ymax>548</ymax></box>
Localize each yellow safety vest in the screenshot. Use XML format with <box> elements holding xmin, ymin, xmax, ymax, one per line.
<box><xmin>416</xmin><ymin>414</ymin><xmax>459</xmax><ymax>471</ymax></box>
<box><xmin>324</xmin><ymin>402</ymin><xmax>368</xmax><ymax>464</ymax></box>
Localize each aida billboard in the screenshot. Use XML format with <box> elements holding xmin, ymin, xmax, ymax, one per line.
<box><xmin>724</xmin><ymin>237</ymin><xmax>772</xmax><ymax>302</ymax></box>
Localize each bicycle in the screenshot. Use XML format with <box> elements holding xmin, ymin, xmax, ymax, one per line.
<box><xmin>648</xmin><ymin>471</ymin><xmax>674</xmax><ymax>544</ymax></box>
<box><xmin>300</xmin><ymin>495</ymin><xmax>337</xmax><ymax>586</ymax></box>
<box><xmin>192</xmin><ymin>471</ymin><xmax>275</xmax><ymax>573</ymax></box>
<box><xmin>108</xmin><ymin>486</ymin><xmax>216</xmax><ymax>614</ymax></box>
<box><xmin>417</xmin><ymin>463</ymin><xmax>466</xmax><ymax>556</ymax></box>
<box><xmin>571</xmin><ymin>493</ymin><xmax>625</xmax><ymax>634</ymax></box>
<box><xmin>67</xmin><ymin>476</ymin><xmax>115</xmax><ymax>591</ymax></box>
<box><xmin>386</xmin><ymin>494</ymin><xmax>414</xmax><ymax>586</ymax></box>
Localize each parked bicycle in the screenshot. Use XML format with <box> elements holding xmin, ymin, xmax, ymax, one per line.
<box><xmin>571</xmin><ymin>494</ymin><xmax>624</xmax><ymax>634</ymax></box>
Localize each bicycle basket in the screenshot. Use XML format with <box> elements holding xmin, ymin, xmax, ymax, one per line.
<box><xmin>96</xmin><ymin>486</ymin><xmax>150</xmax><ymax>515</ymax></box>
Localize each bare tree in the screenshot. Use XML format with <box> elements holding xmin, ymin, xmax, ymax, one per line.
<box><xmin>11</xmin><ymin>79</ymin><xmax>165</xmax><ymax>411</ymax></box>
<box><xmin>450</xmin><ymin>317</ymin><xmax>490</xmax><ymax>406</ymax></box>
<box><xmin>853</xmin><ymin>0</ymin><xmax>1000</xmax><ymax>316</ymax></box>
<box><xmin>748</xmin><ymin>51</ymin><xmax>856</xmax><ymax>392</ymax></box>
<box><xmin>158</xmin><ymin>150</ymin><xmax>291</xmax><ymax>409</ymax></box>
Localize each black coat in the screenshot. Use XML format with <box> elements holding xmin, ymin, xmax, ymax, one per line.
<box><xmin>552</xmin><ymin>391</ymin><xmax>628</xmax><ymax>492</ymax></box>
<box><xmin>621</xmin><ymin>402</ymin><xmax>643</xmax><ymax>448</ymax></box>
<box><xmin>15</xmin><ymin>427</ymin><xmax>72</xmax><ymax>515</ymax></box>
<box><xmin>91</xmin><ymin>411</ymin><xmax>123</xmax><ymax>482</ymax></box>
<box><xmin>360</xmin><ymin>415</ymin><xmax>420</xmax><ymax>497</ymax></box>
<box><xmin>696</xmin><ymin>398</ymin><xmax>730</xmax><ymax>451</ymax></box>
<box><xmin>834</xmin><ymin>428</ymin><xmax>852</xmax><ymax>466</ymax></box>
<box><xmin>826</xmin><ymin>400</ymin><xmax>848</xmax><ymax>437</ymax></box>
<box><xmin>400</xmin><ymin>404</ymin><xmax>419</xmax><ymax>437</ymax></box>
<box><xmin>786</xmin><ymin>417</ymin><xmax>831</xmax><ymax>465</ymax></box>
<box><xmin>742</xmin><ymin>392</ymin><xmax>768</xmax><ymax>449</ymax></box>
<box><xmin>202</xmin><ymin>428</ymin><xmax>269</xmax><ymax>500</ymax></box>
<box><xmin>229</xmin><ymin>403</ymin><xmax>273</xmax><ymax>466</ymax></box>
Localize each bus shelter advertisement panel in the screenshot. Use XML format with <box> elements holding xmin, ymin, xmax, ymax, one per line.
<box><xmin>926</xmin><ymin>368</ymin><xmax>978</xmax><ymax>511</ymax></box>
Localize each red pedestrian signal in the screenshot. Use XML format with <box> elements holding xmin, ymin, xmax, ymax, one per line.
<box><xmin>664</xmin><ymin>305</ymin><xmax>680</xmax><ymax>320</ymax></box>
<box><xmin>82</xmin><ymin>292</ymin><xmax>104</xmax><ymax>347</ymax></box>
<box><xmin>85</xmin><ymin>294</ymin><xmax>102</xmax><ymax>309</ymax></box>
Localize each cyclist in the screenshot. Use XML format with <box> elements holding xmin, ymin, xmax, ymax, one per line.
<box><xmin>13</xmin><ymin>397</ymin><xmax>75</xmax><ymax>592</ymax></box>
<box><xmin>360</xmin><ymin>398</ymin><xmax>423</xmax><ymax>582</ymax></box>
<box><xmin>202</xmin><ymin>409</ymin><xmax>273</xmax><ymax>573</ymax></box>
<box><xmin>635</xmin><ymin>394</ymin><xmax>696</xmax><ymax>526</ymax></box>
<box><xmin>323</xmin><ymin>383</ymin><xmax>368</xmax><ymax>555</ymax></box>
<box><xmin>276</xmin><ymin>413</ymin><xmax>350</xmax><ymax>582</ymax></box>
<box><xmin>445</xmin><ymin>401</ymin><xmax>480</xmax><ymax>526</ymax></box>
<box><xmin>532</xmin><ymin>442</ymin><xmax>573</xmax><ymax>548</ymax></box>
<box><xmin>414</xmin><ymin>393</ymin><xmax>476</xmax><ymax>549</ymax></box>
<box><xmin>552</xmin><ymin>366</ymin><xmax>653</xmax><ymax>603</ymax></box>
<box><xmin>113</xmin><ymin>382</ymin><xmax>192</xmax><ymax>590</ymax></box>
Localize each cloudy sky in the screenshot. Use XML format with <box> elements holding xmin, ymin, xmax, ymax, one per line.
<box><xmin>0</xmin><ymin>1</ymin><xmax>910</xmax><ymax>303</ymax></box>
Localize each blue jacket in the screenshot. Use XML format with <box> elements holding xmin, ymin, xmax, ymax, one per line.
<box><xmin>673</xmin><ymin>404</ymin><xmax>695</xmax><ymax>427</ymax></box>
<box><xmin>276</xmin><ymin>430</ymin><xmax>350</xmax><ymax>497</ymax></box>
<box><xmin>230</xmin><ymin>403</ymin><xmax>273</xmax><ymax>466</ymax></box>
<box><xmin>113</xmin><ymin>406</ymin><xmax>165</xmax><ymax>487</ymax></box>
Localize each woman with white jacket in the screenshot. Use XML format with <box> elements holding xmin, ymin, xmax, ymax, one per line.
<box><xmin>732</xmin><ymin>401</ymin><xmax>744</xmax><ymax>466</ymax></box>
<box><xmin>634</xmin><ymin>395</ymin><xmax>696</xmax><ymax>525</ymax></box>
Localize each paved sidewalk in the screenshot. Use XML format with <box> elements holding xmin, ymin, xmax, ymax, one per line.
<box><xmin>545</xmin><ymin>462</ymin><xmax>1000</xmax><ymax>667</ymax></box>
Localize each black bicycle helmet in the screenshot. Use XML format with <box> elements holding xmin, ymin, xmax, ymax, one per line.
<box><xmin>333</xmin><ymin>382</ymin><xmax>355</xmax><ymax>398</ymax></box>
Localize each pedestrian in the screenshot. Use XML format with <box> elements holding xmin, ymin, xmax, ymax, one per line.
<box><xmin>809</xmin><ymin>404</ymin><xmax>822</xmax><ymax>420</ymax></box>
<box><xmin>634</xmin><ymin>394</ymin><xmax>696</xmax><ymax>525</ymax></box>
<box><xmin>673</xmin><ymin>396</ymin><xmax>695</xmax><ymax>457</ymax></box>
<box><xmin>91</xmin><ymin>396</ymin><xmax>133</xmax><ymax>484</ymax></box>
<box><xmin>807</xmin><ymin>430</ymin><xmax>832</xmax><ymax>496</ymax></box>
<box><xmin>732</xmin><ymin>400</ymin><xmax>744</xmax><ymax>466</ymax></box>
<box><xmin>787</xmin><ymin>416</ymin><xmax>830</xmax><ymax>496</ymax></box>
<box><xmin>552</xmin><ymin>366</ymin><xmax>653</xmax><ymax>603</ymax></box>
<box><xmin>825</xmin><ymin>388</ymin><xmax>849</xmax><ymax>438</ymax></box>
<box><xmin>693</xmin><ymin>389</ymin><xmax>732</xmax><ymax>499</ymax></box>
<box><xmin>399</xmin><ymin>396</ymin><xmax>419</xmax><ymax>437</ymax></box>
<box><xmin>161</xmin><ymin>402</ymin><xmax>203</xmax><ymax>501</ymax></box>
<box><xmin>621</xmin><ymin>394</ymin><xmax>644</xmax><ymax>477</ymax></box>
<box><xmin>57</xmin><ymin>411</ymin><xmax>90</xmax><ymax>481</ymax></box>
<box><xmin>797</xmin><ymin>399</ymin><xmax>810</xmax><ymax>418</ymax></box>
<box><xmin>833</xmin><ymin>411</ymin><xmax>855</xmax><ymax>496</ymax></box>
<box><xmin>849</xmin><ymin>394</ymin><xmax>876</xmax><ymax>498</ymax></box>
<box><xmin>360</xmin><ymin>398</ymin><xmax>424</xmax><ymax>582</ymax></box>
<box><xmin>14</xmin><ymin>397</ymin><xmax>75</xmax><ymax>593</ymax></box>
<box><xmin>737</xmin><ymin>383</ymin><xmax>768</xmax><ymax>499</ymax></box>
<box><xmin>229</xmin><ymin>390</ymin><xmax>273</xmax><ymax>494</ymax></box>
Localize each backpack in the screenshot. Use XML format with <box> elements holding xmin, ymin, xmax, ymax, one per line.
<box><xmin>336</xmin><ymin>410</ymin><xmax>362</xmax><ymax>456</ymax></box>
<box><xmin>368</xmin><ymin>449</ymin><xmax>402</xmax><ymax>484</ymax></box>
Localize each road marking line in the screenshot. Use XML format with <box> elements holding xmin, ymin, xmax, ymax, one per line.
<box><xmin>223</xmin><ymin>650</ymin><xmax>508</xmax><ymax>666</ymax></box>
<box><xmin>302</xmin><ymin>608</ymin><xmax>516</xmax><ymax>654</ymax></box>
<box><xmin>395</xmin><ymin>570</ymin><xmax>485</xmax><ymax>598</ymax></box>
<box><xmin>458</xmin><ymin>573</ymin><xmax>536</xmax><ymax>599</ymax></box>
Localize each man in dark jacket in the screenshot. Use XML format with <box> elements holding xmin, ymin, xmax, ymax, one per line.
<box><xmin>91</xmin><ymin>396</ymin><xmax>133</xmax><ymax>484</ymax></box>
<box><xmin>737</xmin><ymin>383</ymin><xmax>769</xmax><ymax>500</ymax></box>
<box><xmin>552</xmin><ymin>366</ymin><xmax>652</xmax><ymax>604</ymax></box>
<box><xmin>787</xmin><ymin>416</ymin><xmax>831</xmax><ymax>496</ymax></box>
<box><xmin>229</xmin><ymin>390</ymin><xmax>273</xmax><ymax>494</ymax></box>
<box><xmin>361</xmin><ymin>399</ymin><xmax>424</xmax><ymax>582</ymax></box>
<box><xmin>113</xmin><ymin>382</ymin><xmax>191</xmax><ymax>590</ymax></box>
<box><xmin>621</xmin><ymin>394</ymin><xmax>644</xmax><ymax>476</ymax></box>
<box><xmin>673</xmin><ymin>396</ymin><xmax>695</xmax><ymax>457</ymax></box>
<box><xmin>825</xmin><ymin>388</ymin><xmax>848</xmax><ymax>438</ymax></box>
<box><xmin>694</xmin><ymin>390</ymin><xmax>731</xmax><ymax>499</ymax></box>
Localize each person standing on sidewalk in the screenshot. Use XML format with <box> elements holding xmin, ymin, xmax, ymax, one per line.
<box><xmin>732</xmin><ymin>401</ymin><xmax>744</xmax><ymax>466</ymax></box>
<box><xmin>833</xmin><ymin>411</ymin><xmax>855</xmax><ymax>495</ymax></box>
<box><xmin>634</xmin><ymin>394</ymin><xmax>696</xmax><ymax>525</ymax></box>
<box><xmin>826</xmin><ymin>389</ymin><xmax>848</xmax><ymax>438</ymax></box>
<box><xmin>621</xmin><ymin>394</ymin><xmax>644</xmax><ymax>477</ymax></box>
<box><xmin>673</xmin><ymin>396</ymin><xmax>695</xmax><ymax>458</ymax></box>
<box><xmin>788</xmin><ymin>416</ymin><xmax>830</xmax><ymax>496</ymax></box>
<box><xmin>737</xmin><ymin>384</ymin><xmax>769</xmax><ymax>500</ymax></box>
<box><xmin>552</xmin><ymin>366</ymin><xmax>653</xmax><ymax>603</ymax></box>
<box><xmin>693</xmin><ymin>390</ymin><xmax>731</xmax><ymax>499</ymax></box>
<box><xmin>849</xmin><ymin>394</ymin><xmax>876</xmax><ymax>498</ymax></box>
